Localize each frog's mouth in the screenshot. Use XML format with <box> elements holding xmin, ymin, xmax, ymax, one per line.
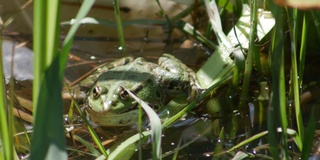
<box><xmin>87</xmin><ymin>101</ymin><xmax>139</xmax><ymax>115</ymax></box>
<box><xmin>86</xmin><ymin>103</ymin><xmax>139</xmax><ymax>127</ymax></box>
<box><xmin>116</xmin><ymin>102</ymin><xmax>139</xmax><ymax>114</ymax></box>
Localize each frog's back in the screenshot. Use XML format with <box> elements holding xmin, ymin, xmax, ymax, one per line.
<box><xmin>95</xmin><ymin>57</ymin><xmax>166</xmax><ymax>107</ymax></box>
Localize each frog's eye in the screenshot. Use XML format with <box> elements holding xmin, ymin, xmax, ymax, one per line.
<box><xmin>119</xmin><ymin>88</ymin><xmax>129</xmax><ymax>100</ymax></box>
<box><xmin>92</xmin><ymin>86</ymin><xmax>101</xmax><ymax>99</ymax></box>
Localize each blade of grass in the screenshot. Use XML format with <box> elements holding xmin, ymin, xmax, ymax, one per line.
<box><xmin>113</xmin><ymin>0</ymin><xmax>126</xmax><ymax>53</ymax></box>
<box><xmin>287</xmin><ymin>8</ymin><xmax>303</xmax><ymax>150</ymax></box>
<box><xmin>32</xmin><ymin>0</ymin><xmax>46</xmax><ymax>113</ymax></box>
<box><xmin>298</xmin><ymin>13</ymin><xmax>307</xmax><ymax>86</ymax></box>
<box><xmin>125</xmin><ymin>88</ymin><xmax>162</xmax><ymax>159</ymax></box>
<box><xmin>31</xmin><ymin>60</ymin><xmax>68</xmax><ymax>160</ymax></box>
<box><xmin>31</xmin><ymin>0</ymin><xmax>68</xmax><ymax>158</ymax></box>
<box><xmin>268</xmin><ymin>1</ymin><xmax>288</xmax><ymax>159</ymax></box>
<box><xmin>154</xmin><ymin>0</ymin><xmax>172</xmax><ymax>27</ymax></box>
<box><xmin>175</xmin><ymin>20</ymin><xmax>218</xmax><ymax>50</ymax></box>
<box><xmin>8</xmin><ymin>42</ymin><xmax>16</xmax><ymax>160</ymax></box>
<box><xmin>107</xmin><ymin>131</ymin><xmax>151</xmax><ymax>160</ymax></box>
<box><xmin>277</xmin><ymin>17</ymin><xmax>289</xmax><ymax>160</ymax></box>
<box><xmin>239</xmin><ymin>0</ymin><xmax>258</xmax><ymax>111</ymax></box>
<box><xmin>227</xmin><ymin>131</ymin><xmax>268</xmax><ymax>153</ymax></box>
<box><xmin>268</xmin><ymin>2</ymin><xmax>280</xmax><ymax>159</ymax></box>
<box><xmin>32</xmin><ymin>0</ymin><xmax>97</xmax><ymax>159</ymax></box>
<box><xmin>138</xmin><ymin>93</ymin><xmax>143</xmax><ymax>160</ymax></box>
<box><xmin>0</xmin><ymin>24</ymin><xmax>12</xmax><ymax>160</ymax></box>
<box><xmin>73</xmin><ymin>135</ymin><xmax>101</xmax><ymax>157</ymax></box>
<box><xmin>204</xmin><ymin>0</ymin><xmax>230</xmax><ymax>47</ymax></box>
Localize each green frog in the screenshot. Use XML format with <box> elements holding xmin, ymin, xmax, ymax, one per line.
<box><xmin>83</xmin><ymin>54</ymin><xmax>199</xmax><ymax>126</ymax></box>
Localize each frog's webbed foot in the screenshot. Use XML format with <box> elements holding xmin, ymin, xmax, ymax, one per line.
<box><xmin>185</xmin><ymin>65</ymin><xmax>200</xmax><ymax>101</ymax></box>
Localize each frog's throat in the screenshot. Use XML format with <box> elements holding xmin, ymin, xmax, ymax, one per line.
<box><xmin>86</xmin><ymin>108</ymin><xmax>139</xmax><ymax>126</ymax></box>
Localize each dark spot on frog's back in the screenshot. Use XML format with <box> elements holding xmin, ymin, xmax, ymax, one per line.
<box><xmin>146</xmin><ymin>78</ymin><xmax>153</xmax><ymax>84</ymax></box>
<box><xmin>99</xmin><ymin>71</ymin><xmax>151</xmax><ymax>81</ymax></box>
<box><xmin>156</xmin><ymin>90</ymin><xmax>161</xmax><ymax>97</ymax></box>
<box><xmin>168</xmin><ymin>80</ymin><xmax>180</xmax><ymax>90</ymax></box>
<box><xmin>127</xmin><ymin>74</ymin><xmax>137</xmax><ymax>79</ymax></box>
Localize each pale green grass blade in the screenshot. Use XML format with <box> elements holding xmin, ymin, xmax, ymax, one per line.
<box><xmin>196</xmin><ymin>46</ymin><xmax>234</xmax><ymax>89</ymax></box>
<box><xmin>107</xmin><ymin>131</ymin><xmax>151</xmax><ymax>160</ymax></box>
<box><xmin>227</xmin><ymin>131</ymin><xmax>268</xmax><ymax>153</ymax></box>
<box><xmin>0</xmin><ymin>30</ymin><xmax>12</xmax><ymax>160</ymax></box>
<box><xmin>125</xmin><ymin>88</ymin><xmax>162</xmax><ymax>159</ymax></box>
<box><xmin>204</xmin><ymin>0</ymin><xmax>229</xmax><ymax>46</ymax></box>
<box><xmin>32</xmin><ymin>0</ymin><xmax>46</xmax><ymax>112</ymax></box>
<box><xmin>232</xmin><ymin>151</ymin><xmax>252</xmax><ymax>160</ymax></box>
<box><xmin>299</xmin><ymin>14</ymin><xmax>307</xmax><ymax>85</ymax></box>
<box><xmin>33</xmin><ymin>0</ymin><xmax>61</xmax><ymax>113</ymax></box>
<box><xmin>196</xmin><ymin>4</ymin><xmax>274</xmax><ymax>89</ymax></box>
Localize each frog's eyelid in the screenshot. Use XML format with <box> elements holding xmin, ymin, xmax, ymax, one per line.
<box><xmin>92</xmin><ymin>86</ymin><xmax>101</xmax><ymax>99</ymax></box>
<box><xmin>118</xmin><ymin>87</ymin><xmax>130</xmax><ymax>100</ymax></box>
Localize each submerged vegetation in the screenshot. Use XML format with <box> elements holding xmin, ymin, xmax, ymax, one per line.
<box><xmin>1</xmin><ymin>0</ymin><xmax>320</xmax><ymax>159</ymax></box>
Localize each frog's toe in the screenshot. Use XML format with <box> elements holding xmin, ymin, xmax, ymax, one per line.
<box><xmin>186</xmin><ymin>85</ymin><xmax>199</xmax><ymax>102</ymax></box>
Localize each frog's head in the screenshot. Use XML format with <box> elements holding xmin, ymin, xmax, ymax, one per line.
<box><xmin>87</xmin><ymin>82</ymin><xmax>137</xmax><ymax>114</ymax></box>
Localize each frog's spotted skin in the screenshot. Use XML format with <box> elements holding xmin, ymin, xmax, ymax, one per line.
<box><xmin>85</xmin><ymin>54</ymin><xmax>199</xmax><ymax>126</ymax></box>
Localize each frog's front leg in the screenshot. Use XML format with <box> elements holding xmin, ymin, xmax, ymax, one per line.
<box><xmin>158</xmin><ymin>53</ymin><xmax>199</xmax><ymax>101</ymax></box>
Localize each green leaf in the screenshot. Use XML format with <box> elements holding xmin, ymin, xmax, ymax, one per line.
<box><xmin>31</xmin><ymin>58</ymin><xmax>67</xmax><ymax>160</ymax></box>
<box><xmin>125</xmin><ymin>88</ymin><xmax>162</xmax><ymax>159</ymax></box>
<box><xmin>107</xmin><ymin>131</ymin><xmax>151</xmax><ymax>160</ymax></box>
